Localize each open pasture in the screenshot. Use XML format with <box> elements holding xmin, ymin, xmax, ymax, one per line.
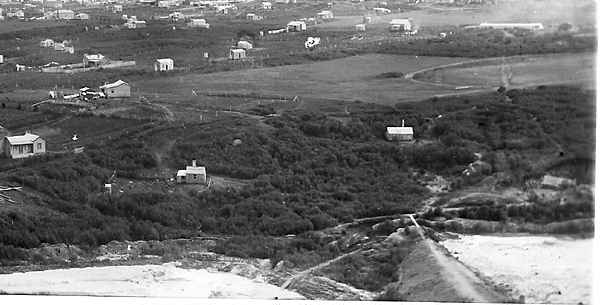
<box><xmin>415</xmin><ymin>52</ymin><xmax>595</xmax><ymax>89</ymax></box>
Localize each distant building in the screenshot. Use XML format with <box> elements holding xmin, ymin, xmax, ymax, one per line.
<box><xmin>477</xmin><ymin>22</ymin><xmax>544</xmax><ymax>31</ymax></box>
<box><xmin>99</xmin><ymin>80</ymin><xmax>131</xmax><ymax>98</ymax></box>
<box><xmin>229</xmin><ymin>48</ymin><xmax>246</xmax><ymax>60</ymax></box>
<box><xmin>76</xmin><ymin>13</ymin><xmax>90</xmax><ymax>20</ymax></box>
<box><xmin>355</xmin><ymin>23</ymin><xmax>366</xmax><ymax>31</ymax></box>
<box><xmin>373</xmin><ymin>7</ymin><xmax>391</xmax><ymax>14</ymax></box>
<box><xmin>262</xmin><ymin>1</ymin><xmax>272</xmax><ymax>9</ymax></box>
<box><xmin>389</xmin><ymin>18</ymin><xmax>414</xmax><ymax>32</ymax></box>
<box><xmin>3</xmin><ymin>131</ymin><xmax>46</xmax><ymax>159</ymax></box>
<box><xmin>275</xmin><ymin>0</ymin><xmax>289</xmax><ymax>3</ymax></box>
<box><xmin>287</xmin><ymin>21</ymin><xmax>306</xmax><ymax>32</ymax></box>
<box><xmin>0</xmin><ymin>54</ymin><xmax>3</xmax><ymax>64</ymax></box>
<box><xmin>154</xmin><ymin>58</ymin><xmax>174</xmax><ymax>71</ymax></box>
<box><xmin>385</xmin><ymin>121</ymin><xmax>414</xmax><ymax>141</ymax></box>
<box><xmin>40</xmin><ymin>39</ymin><xmax>55</xmax><ymax>48</ymax></box>
<box><xmin>83</xmin><ymin>53</ymin><xmax>107</xmax><ymax>67</ymax></box>
<box><xmin>237</xmin><ymin>40</ymin><xmax>253</xmax><ymax>50</ymax></box>
<box><xmin>54</xmin><ymin>9</ymin><xmax>76</xmax><ymax>20</ymax></box>
<box><xmin>112</xmin><ymin>5</ymin><xmax>123</xmax><ymax>13</ymax></box>
<box><xmin>541</xmin><ymin>175</ymin><xmax>576</xmax><ymax>190</ymax></box>
<box><xmin>125</xmin><ymin>20</ymin><xmax>147</xmax><ymax>29</ymax></box>
<box><xmin>176</xmin><ymin>160</ymin><xmax>207</xmax><ymax>184</ymax></box>
<box><xmin>317</xmin><ymin>10</ymin><xmax>334</xmax><ymax>20</ymax></box>
<box><xmin>188</xmin><ymin>18</ymin><xmax>209</xmax><ymax>28</ymax></box>
<box><xmin>64</xmin><ymin>45</ymin><xmax>75</xmax><ymax>54</ymax></box>
<box><xmin>246</xmin><ymin>13</ymin><xmax>262</xmax><ymax>21</ymax></box>
<box><xmin>54</xmin><ymin>43</ymin><xmax>65</xmax><ymax>51</ymax></box>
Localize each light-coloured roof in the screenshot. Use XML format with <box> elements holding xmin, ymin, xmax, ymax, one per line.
<box><xmin>390</xmin><ymin>19</ymin><xmax>411</xmax><ymax>24</ymax></box>
<box><xmin>177</xmin><ymin>170</ymin><xmax>187</xmax><ymax>177</ymax></box>
<box><xmin>84</xmin><ymin>53</ymin><xmax>105</xmax><ymax>61</ymax></box>
<box><xmin>386</xmin><ymin>126</ymin><xmax>413</xmax><ymax>135</ymax></box>
<box><xmin>185</xmin><ymin>166</ymin><xmax>206</xmax><ymax>175</ymax></box>
<box><xmin>231</xmin><ymin>48</ymin><xmax>246</xmax><ymax>53</ymax></box>
<box><xmin>5</xmin><ymin>133</ymin><xmax>40</xmax><ymax>145</ymax></box>
<box><xmin>287</xmin><ymin>21</ymin><xmax>306</xmax><ymax>26</ymax></box>
<box><xmin>100</xmin><ymin>80</ymin><xmax>129</xmax><ymax>89</ymax></box>
<box><xmin>156</xmin><ymin>58</ymin><xmax>173</xmax><ymax>64</ymax></box>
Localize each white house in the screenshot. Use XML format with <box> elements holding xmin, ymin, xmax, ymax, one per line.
<box><xmin>317</xmin><ymin>10</ymin><xmax>334</xmax><ymax>20</ymax></box>
<box><xmin>54</xmin><ymin>9</ymin><xmax>75</xmax><ymax>20</ymax></box>
<box><xmin>83</xmin><ymin>53</ymin><xmax>107</xmax><ymax>67</ymax></box>
<box><xmin>188</xmin><ymin>18</ymin><xmax>210</xmax><ymax>28</ymax></box>
<box><xmin>385</xmin><ymin>121</ymin><xmax>414</xmax><ymax>141</ymax></box>
<box><xmin>237</xmin><ymin>40</ymin><xmax>253</xmax><ymax>50</ymax></box>
<box><xmin>246</xmin><ymin>13</ymin><xmax>262</xmax><ymax>21</ymax></box>
<box><xmin>373</xmin><ymin>7</ymin><xmax>391</xmax><ymax>15</ymax></box>
<box><xmin>176</xmin><ymin>160</ymin><xmax>207</xmax><ymax>184</ymax></box>
<box><xmin>389</xmin><ymin>18</ymin><xmax>414</xmax><ymax>33</ymax></box>
<box><xmin>230</xmin><ymin>48</ymin><xmax>246</xmax><ymax>60</ymax></box>
<box><xmin>287</xmin><ymin>21</ymin><xmax>306</xmax><ymax>32</ymax></box>
<box><xmin>99</xmin><ymin>80</ymin><xmax>131</xmax><ymax>98</ymax></box>
<box><xmin>355</xmin><ymin>23</ymin><xmax>366</xmax><ymax>31</ymax></box>
<box><xmin>125</xmin><ymin>20</ymin><xmax>147</xmax><ymax>29</ymax></box>
<box><xmin>3</xmin><ymin>132</ymin><xmax>46</xmax><ymax>159</ymax></box>
<box><xmin>40</xmin><ymin>39</ymin><xmax>55</xmax><ymax>48</ymax></box>
<box><xmin>76</xmin><ymin>13</ymin><xmax>90</xmax><ymax>20</ymax></box>
<box><xmin>154</xmin><ymin>58</ymin><xmax>174</xmax><ymax>71</ymax></box>
<box><xmin>477</xmin><ymin>22</ymin><xmax>544</xmax><ymax>31</ymax></box>
<box><xmin>54</xmin><ymin>42</ymin><xmax>65</xmax><ymax>51</ymax></box>
<box><xmin>262</xmin><ymin>1</ymin><xmax>272</xmax><ymax>9</ymax></box>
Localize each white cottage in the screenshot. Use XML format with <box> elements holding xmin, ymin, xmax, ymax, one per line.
<box><xmin>176</xmin><ymin>160</ymin><xmax>207</xmax><ymax>184</ymax></box>
<box><xmin>385</xmin><ymin>121</ymin><xmax>414</xmax><ymax>142</ymax></box>
<box><xmin>154</xmin><ymin>58</ymin><xmax>174</xmax><ymax>71</ymax></box>
<box><xmin>3</xmin><ymin>132</ymin><xmax>46</xmax><ymax>159</ymax></box>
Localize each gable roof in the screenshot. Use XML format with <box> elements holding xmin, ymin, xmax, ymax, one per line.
<box><xmin>387</xmin><ymin>126</ymin><xmax>413</xmax><ymax>135</ymax></box>
<box><xmin>5</xmin><ymin>133</ymin><xmax>40</xmax><ymax>145</ymax></box>
<box><xmin>100</xmin><ymin>80</ymin><xmax>129</xmax><ymax>89</ymax></box>
<box><xmin>185</xmin><ymin>166</ymin><xmax>206</xmax><ymax>175</ymax></box>
<box><xmin>156</xmin><ymin>58</ymin><xmax>173</xmax><ymax>64</ymax></box>
<box><xmin>84</xmin><ymin>53</ymin><xmax>105</xmax><ymax>61</ymax></box>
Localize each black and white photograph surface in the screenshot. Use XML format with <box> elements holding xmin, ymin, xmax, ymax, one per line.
<box><xmin>0</xmin><ymin>0</ymin><xmax>595</xmax><ymax>304</ymax></box>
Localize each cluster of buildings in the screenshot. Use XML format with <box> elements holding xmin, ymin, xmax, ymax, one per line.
<box><xmin>123</xmin><ymin>15</ymin><xmax>147</xmax><ymax>29</ymax></box>
<box><xmin>40</xmin><ymin>39</ymin><xmax>75</xmax><ymax>54</ymax></box>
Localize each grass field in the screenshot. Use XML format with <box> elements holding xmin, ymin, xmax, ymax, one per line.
<box><xmin>415</xmin><ymin>52</ymin><xmax>595</xmax><ymax>89</ymax></box>
<box><xmin>136</xmin><ymin>54</ymin><xmax>470</xmax><ymax>105</ymax></box>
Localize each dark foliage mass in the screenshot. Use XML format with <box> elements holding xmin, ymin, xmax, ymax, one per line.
<box><xmin>0</xmin><ymin>86</ymin><xmax>594</xmax><ymax>261</ymax></box>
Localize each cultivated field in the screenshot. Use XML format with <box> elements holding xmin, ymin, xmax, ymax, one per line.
<box><xmin>413</xmin><ymin>52</ymin><xmax>595</xmax><ymax>89</ymax></box>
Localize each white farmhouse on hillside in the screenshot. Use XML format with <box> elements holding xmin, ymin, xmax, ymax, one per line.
<box><xmin>389</xmin><ymin>18</ymin><xmax>414</xmax><ymax>33</ymax></box>
<box><xmin>154</xmin><ymin>58</ymin><xmax>174</xmax><ymax>71</ymax></box>
<box><xmin>99</xmin><ymin>80</ymin><xmax>131</xmax><ymax>98</ymax></box>
<box><xmin>3</xmin><ymin>132</ymin><xmax>46</xmax><ymax>159</ymax></box>
<box><xmin>177</xmin><ymin>160</ymin><xmax>207</xmax><ymax>184</ymax></box>
<box><xmin>287</xmin><ymin>21</ymin><xmax>306</xmax><ymax>32</ymax></box>
<box><xmin>385</xmin><ymin>121</ymin><xmax>414</xmax><ymax>142</ymax></box>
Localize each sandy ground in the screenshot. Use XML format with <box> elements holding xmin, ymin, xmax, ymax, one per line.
<box><xmin>0</xmin><ymin>263</ymin><xmax>304</xmax><ymax>299</ymax></box>
<box><xmin>441</xmin><ymin>234</ymin><xmax>592</xmax><ymax>304</ymax></box>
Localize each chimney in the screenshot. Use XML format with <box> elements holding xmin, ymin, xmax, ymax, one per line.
<box><xmin>401</xmin><ymin>119</ymin><xmax>405</xmax><ymax>127</ymax></box>
<box><xmin>192</xmin><ymin>159</ymin><xmax>197</xmax><ymax>167</ymax></box>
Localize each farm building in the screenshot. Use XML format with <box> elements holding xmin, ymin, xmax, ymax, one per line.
<box><xmin>0</xmin><ymin>55</ymin><xmax>3</xmax><ymax>64</ymax></box>
<box><xmin>229</xmin><ymin>48</ymin><xmax>246</xmax><ymax>60</ymax></box>
<box><xmin>125</xmin><ymin>20</ymin><xmax>147</xmax><ymax>29</ymax></box>
<box><xmin>54</xmin><ymin>43</ymin><xmax>65</xmax><ymax>51</ymax></box>
<box><xmin>541</xmin><ymin>175</ymin><xmax>576</xmax><ymax>190</ymax></box>
<box><xmin>112</xmin><ymin>5</ymin><xmax>123</xmax><ymax>13</ymax></box>
<box><xmin>3</xmin><ymin>132</ymin><xmax>46</xmax><ymax>159</ymax></box>
<box><xmin>246</xmin><ymin>13</ymin><xmax>263</xmax><ymax>21</ymax></box>
<box><xmin>83</xmin><ymin>54</ymin><xmax>107</xmax><ymax>67</ymax></box>
<box><xmin>385</xmin><ymin>121</ymin><xmax>414</xmax><ymax>141</ymax></box>
<box><xmin>237</xmin><ymin>40</ymin><xmax>253</xmax><ymax>50</ymax></box>
<box><xmin>154</xmin><ymin>58</ymin><xmax>174</xmax><ymax>71</ymax></box>
<box><xmin>76</xmin><ymin>13</ymin><xmax>89</xmax><ymax>20</ymax></box>
<box><xmin>477</xmin><ymin>22</ymin><xmax>544</xmax><ymax>31</ymax></box>
<box><xmin>54</xmin><ymin>9</ymin><xmax>75</xmax><ymax>20</ymax></box>
<box><xmin>262</xmin><ymin>1</ymin><xmax>272</xmax><ymax>9</ymax></box>
<box><xmin>40</xmin><ymin>39</ymin><xmax>55</xmax><ymax>48</ymax></box>
<box><xmin>287</xmin><ymin>21</ymin><xmax>306</xmax><ymax>32</ymax></box>
<box><xmin>188</xmin><ymin>18</ymin><xmax>210</xmax><ymax>28</ymax></box>
<box><xmin>373</xmin><ymin>7</ymin><xmax>391</xmax><ymax>14</ymax></box>
<box><xmin>317</xmin><ymin>10</ymin><xmax>334</xmax><ymax>20</ymax></box>
<box><xmin>389</xmin><ymin>18</ymin><xmax>414</xmax><ymax>32</ymax></box>
<box><xmin>99</xmin><ymin>80</ymin><xmax>131</xmax><ymax>98</ymax></box>
<box><xmin>355</xmin><ymin>24</ymin><xmax>366</xmax><ymax>31</ymax></box>
<box><xmin>176</xmin><ymin>160</ymin><xmax>207</xmax><ymax>184</ymax></box>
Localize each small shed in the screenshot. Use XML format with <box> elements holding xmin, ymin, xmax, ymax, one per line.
<box><xmin>317</xmin><ymin>10</ymin><xmax>334</xmax><ymax>20</ymax></box>
<box><xmin>154</xmin><ymin>58</ymin><xmax>174</xmax><ymax>71</ymax></box>
<box><xmin>246</xmin><ymin>13</ymin><xmax>263</xmax><ymax>21</ymax></box>
<box><xmin>355</xmin><ymin>24</ymin><xmax>366</xmax><ymax>31</ymax></box>
<box><xmin>188</xmin><ymin>19</ymin><xmax>210</xmax><ymax>28</ymax></box>
<box><xmin>99</xmin><ymin>80</ymin><xmax>131</xmax><ymax>98</ymax></box>
<box><xmin>385</xmin><ymin>121</ymin><xmax>414</xmax><ymax>141</ymax></box>
<box><xmin>40</xmin><ymin>39</ymin><xmax>55</xmax><ymax>48</ymax></box>
<box><xmin>262</xmin><ymin>1</ymin><xmax>272</xmax><ymax>10</ymax></box>
<box><xmin>373</xmin><ymin>7</ymin><xmax>391</xmax><ymax>14</ymax></box>
<box><xmin>83</xmin><ymin>53</ymin><xmax>107</xmax><ymax>67</ymax></box>
<box><xmin>176</xmin><ymin>160</ymin><xmax>207</xmax><ymax>184</ymax></box>
<box><xmin>54</xmin><ymin>43</ymin><xmax>65</xmax><ymax>51</ymax></box>
<box><xmin>287</xmin><ymin>21</ymin><xmax>306</xmax><ymax>32</ymax></box>
<box><xmin>237</xmin><ymin>40</ymin><xmax>253</xmax><ymax>50</ymax></box>
<box><xmin>389</xmin><ymin>18</ymin><xmax>413</xmax><ymax>32</ymax></box>
<box><xmin>229</xmin><ymin>48</ymin><xmax>246</xmax><ymax>60</ymax></box>
<box><xmin>76</xmin><ymin>13</ymin><xmax>90</xmax><ymax>20</ymax></box>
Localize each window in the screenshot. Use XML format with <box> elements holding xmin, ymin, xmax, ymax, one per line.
<box><xmin>193</xmin><ymin>174</ymin><xmax>197</xmax><ymax>179</ymax></box>
<box><xmin>37</xmin><ymin>143</ymin><xmax>42</xmax><ymax>151</ymax></box>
